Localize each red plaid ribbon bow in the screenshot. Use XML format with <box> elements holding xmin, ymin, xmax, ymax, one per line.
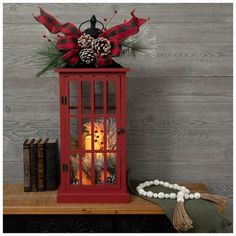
<box><xmin>34</xmin><ymin>8</ymin><xmax>148</xmax><ymax>67</ymax></box>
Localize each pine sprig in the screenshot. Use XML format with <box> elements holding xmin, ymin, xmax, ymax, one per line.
<box><xmin>34</xmin><ymin>37</ymin><xmax>66</xmax><ymax>78</ymax></box>
<box><xmin>120</xmin><ymin>27</ymin><xmax>159</xmax><ymax>58</ymax></box>
<box><xmin>120</xmin><ymin>37</ymin><xmax>150</xmax><ymax>57</ymax></box>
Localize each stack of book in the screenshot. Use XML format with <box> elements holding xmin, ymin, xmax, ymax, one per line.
<box><xmin>23</xmin><ymin>138</ymin><xmax>59</xmax><ymax>192</ymax></box>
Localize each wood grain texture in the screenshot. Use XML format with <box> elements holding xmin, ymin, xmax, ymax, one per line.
<box><xmin>3</xmin><ymin>43</ymin><xmax>233</xmax><ymax>77</ymax></box>
<box><xmin>4</xmin><ymin>23</ymin><xmax>233</xmax><ymax>46</ymax></box>
<box><xmin>3</xmin><ymin>3</ymin><xmax>233</xmax><ymax>24</ymax></box>
<box><xmin>3</xmin><ymin>3</ymin><xmax>232</xmax><ymax>229</ymax></box>
<box><xmin>4</xmin><ymin>183</ymin><xmax>226</xmax><ymax>215</ymax></box>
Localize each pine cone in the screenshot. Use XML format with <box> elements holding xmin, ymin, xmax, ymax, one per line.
<box><xmin>92</xmin><ymin>37</ymin><xmax>111</xmax><ymax>57</ymax></box>
<box><xmin>78</xmin><ymin>33</ymin><xmax>94</xmax><ymax>48</ymax></box>
<box><xmin>79</xmin><ymin>48</ymin><xmax>95</xmax><ymax>64</ymax></box>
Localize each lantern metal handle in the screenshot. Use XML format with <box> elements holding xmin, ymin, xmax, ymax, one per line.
<box><xmin>117</xmin><ymin>128</ymin><xmax>126</xmax><ymax>134</ymax></box>
<box><xmin>79</xmin><ymin>15</ymin><xmax>104</xmax><ymax>32</ymax></box>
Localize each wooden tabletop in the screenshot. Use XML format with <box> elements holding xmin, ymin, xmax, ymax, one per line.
<box><xmin>3</xmin><ymin>183</ymin><xmax>223</xmax><ymax>215</ymax></box>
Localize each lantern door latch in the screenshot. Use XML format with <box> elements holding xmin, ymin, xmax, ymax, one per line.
<box><xmin>61</xmin><ymin>96</ymin><xmax>67</xmax><ymax>105</ymax></box>
<box><xmin>117</xmin><ymin>128</ymin><xmax>126</xmax><ymax>134</ymax></box>
<box><xmin>62</xmin><ymin>164</ymin><xmax>68</xmax><ymax>172</ymax></box>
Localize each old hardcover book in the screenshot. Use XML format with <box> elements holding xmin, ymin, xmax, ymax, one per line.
<box><xmin>37</xmin><ymin>138</ymin><xmax>49</xmax><ymax>191</ymax></box>
<box><xmin>45</xmin><ymin>139</ymin><xmax>59</xmax><ymax>191</ymax></box>
<box><xmin>30</xmin><ymin>138</ymin><xmax>42</xmax><ymax>192</ymax></box>
<box><xmin>23</xmin><ymin>138</ymin><xmax>35</xmax><ymax>192</ymax></box>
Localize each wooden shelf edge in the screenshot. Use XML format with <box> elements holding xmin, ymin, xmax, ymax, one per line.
<box><xmin>3</xmin><ymin>209</ymin><xmax>165</xmax><ymax>215</ymax></box>
<box><xmin>4</xmin><ymin>183</ymin><xmax>225</xmax><ymax>215</ymax></box>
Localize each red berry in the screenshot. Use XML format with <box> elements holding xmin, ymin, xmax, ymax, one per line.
<box><xmin>43</xmin><ymin>35</ymin><xmax>46</xmax><ymax>38</ymax></box>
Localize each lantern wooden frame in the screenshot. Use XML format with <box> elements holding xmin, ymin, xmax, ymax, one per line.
<box><xmin>56</xmin><ymin>68</ymin><xmax>130</xmax><ymax>203</ymax></box>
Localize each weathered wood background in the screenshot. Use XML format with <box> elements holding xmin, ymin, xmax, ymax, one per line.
<box><xmin>3</xmin><ymin>3</ymin><xmax>232</xmax><ymax>230</ymax></box>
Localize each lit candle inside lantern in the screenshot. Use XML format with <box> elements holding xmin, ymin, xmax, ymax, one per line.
<box><xmin>84</xmin><ymin>134</ymin><xmax>101</xmax><ymax>150</ymax></box>
<box><xmin>85</xmin><ymin>135</ymin><xmax>92</xmax><ymax>150</ymax></box>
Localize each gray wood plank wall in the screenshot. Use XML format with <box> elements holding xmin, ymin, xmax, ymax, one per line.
<box><xmin>3</xmin><ymin>3</ymin><xmax>232</xmax><ymax>231</ymax></box>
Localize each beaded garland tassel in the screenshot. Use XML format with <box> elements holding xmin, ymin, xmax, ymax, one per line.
<box><xmin>136</xmin><ymin>179</ymin><xmax>227</xmax><ymax>232</ymax></box>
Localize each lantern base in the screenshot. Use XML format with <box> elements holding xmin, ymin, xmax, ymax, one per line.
<box><xmin>57</xmin><ymin>190</ymin><xmax>130</xmax><ymax>203</ymax></box>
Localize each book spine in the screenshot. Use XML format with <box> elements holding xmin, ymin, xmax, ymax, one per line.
<box><xmin>30</xmin><ymin>143</ymin><xmax>38</xmax><ymax>192</ymax></box>
<box><xmin>37</xmin><ymin>143</ymin><xmax>45</xmax><ymax>191</ymax></box>
<box><xmin>23</xmin><ymin>143</ymin><xmax>31</xmax><ymax>192</ymax></box>
<box><xmin>45</xmin><ymin>141</ymin><xmax>59</xmax><ymax>190</ymax></box>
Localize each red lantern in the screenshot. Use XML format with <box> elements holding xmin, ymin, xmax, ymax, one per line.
<box><xmin>56</xmin><ymin>68</ymin><xmax>130</xmax><ymax>203</ymax></box>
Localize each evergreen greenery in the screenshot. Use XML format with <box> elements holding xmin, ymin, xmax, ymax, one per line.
<box><xmin>120</xmin><ymin>37</ymin><xmax>150</xmax><ymax>57</ymax></box>
<box><xmin>34</xmin><ymin>32</ymin><xmax>158</xmax><ymax>78</ymax></box>
<box><xmin>34</xmin><ymin>37</ymin><xmax>66</xmax><ymax>78</ymax></box>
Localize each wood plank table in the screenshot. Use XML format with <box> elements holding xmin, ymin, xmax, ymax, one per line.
<box><xmin>3</xmin><ymin>183</ymin><xmax>224</xmax><ymax>233</ymax></box>
<box><xmin>4</xmin><ymin>183</ymin><xmax>224</xmax><ymax>214</ymax></box>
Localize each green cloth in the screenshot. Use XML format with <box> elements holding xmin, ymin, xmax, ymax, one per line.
<box><xmin>128</xmin><ymin>180</ymin><xmax>231</xmax><ymax>233</ymax></box>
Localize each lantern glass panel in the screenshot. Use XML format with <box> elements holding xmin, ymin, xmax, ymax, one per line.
<box><xmin>69</xmin><ymin>81</ymin><xmax>78</xmax><ymax>114</ymax></box>
<box><xmin>107</xmin><ymin>153</ymin><xmax>117</xmax><ymax>184</ymax></box>
<box><xmin>70</xmin><ymin>118</ymin><xmax>79</xmax><ymax>149</ymax></box>
<box><xmin>95</xmin><ymin>81</ymin><xmax>103</xmax><ymax>114</ymax></box>
<box><xmin>107</xmin><ymin>80</ymin><xmax>116</xmax><ymax>114</ymax></box>
<box><xmin>107</xmin><ymin>118</ymin><xmax>117</xmax><ymax>150</ymax></box>
<box><xmin>82</xmin><ymin>81</ymin><xmax>91</xmax><ymax>114</ymax></box>
<box><xmin>94</xmin><ymin>153</ymin><xmax>104</xmax><ymax>185</ymax></box>
<box><xmin>82</xmin><ymin>153</ymin><xmax>92</xmax><ymax>185</ymax></box>
<box><xmin>70</xmin><ymin>153</ymin><xmax>80</xmax><ymax>185</ymax></box>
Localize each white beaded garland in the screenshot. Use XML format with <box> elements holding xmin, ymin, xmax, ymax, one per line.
<box><xmin>194</xmin><ymin>192</ymin><xmax>201</xmax><ymax>199</ymax></box>
<box><xmin>163</xmin><ymin>182</ymin><xmax>169</xmax><ymax>187</ymax></box>
<box><xmin>142</xmin><ymin>191</ymin><xmax>147</xmax><ymax>196</ymax></box>
<box><xmin>147</xmin><ymin>191</ymin><xmax>153</xmax><ymax>198</ymax></box>
<box><xmin>170</xmin><ymin>193</ymin><xmax>176</xmax><ymax>199</ymax></box>
<box><xmin>158</xmin><ymin>192</ymin><xmax>165</xmax><ymax>199</ymax></box>
<box><xmin>189</xmin><ymin>194</ymin><xmax>194</xmax><ymax>199</ymax></box>
<box><xmin>136</xmin><ymin>179</ymin><xmax>202</xmax><ymax>204</ymax></box>
<box><xmin>173</xmin><ymin>184</ymin><xmax>179</xmax><ymax>190</ymax></box>
<box><xmin>153</xmin><ymin>193</ymin><xmax>158</xmax><ymax>198</ymax></box>
<box><xmin>164</xmin><ymin>193</ymin><xmax>170</xmax><ymax>199</ymax></box>
<box><xmin>140</xmin><ymin>190</ymin><xmax>145</xmax><ymax>195</ymax></box>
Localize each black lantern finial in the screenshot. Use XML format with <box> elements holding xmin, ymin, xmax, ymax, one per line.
<box><xmin>79</xmin><ymin>15</ymin><xmax>104</xmax><ymax>38</ymax></box>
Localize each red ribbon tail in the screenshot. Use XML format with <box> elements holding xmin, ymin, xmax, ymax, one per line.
<box><xmin>57</xmin><ymin>35</ymin><xmax>80</xmax><ymax>51</ymax></box>
<box><xmin>100</xmin><ymin>10</ymin><xmax>148</xmax><ymax>41</ymax></box>
<box><xmin>62</xmin><ymin>49</ymin><xmax>80</xmax><ymax>66</ymax></box>
<box><xmin>110</xmin><ymin>40</ymin><xmax>121</xmax><ymax>57</ymax></box>
<box><xmin>33</xmin><ymin>7</ymin><xmax>81</xmax><ymax>36</ymax></box>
